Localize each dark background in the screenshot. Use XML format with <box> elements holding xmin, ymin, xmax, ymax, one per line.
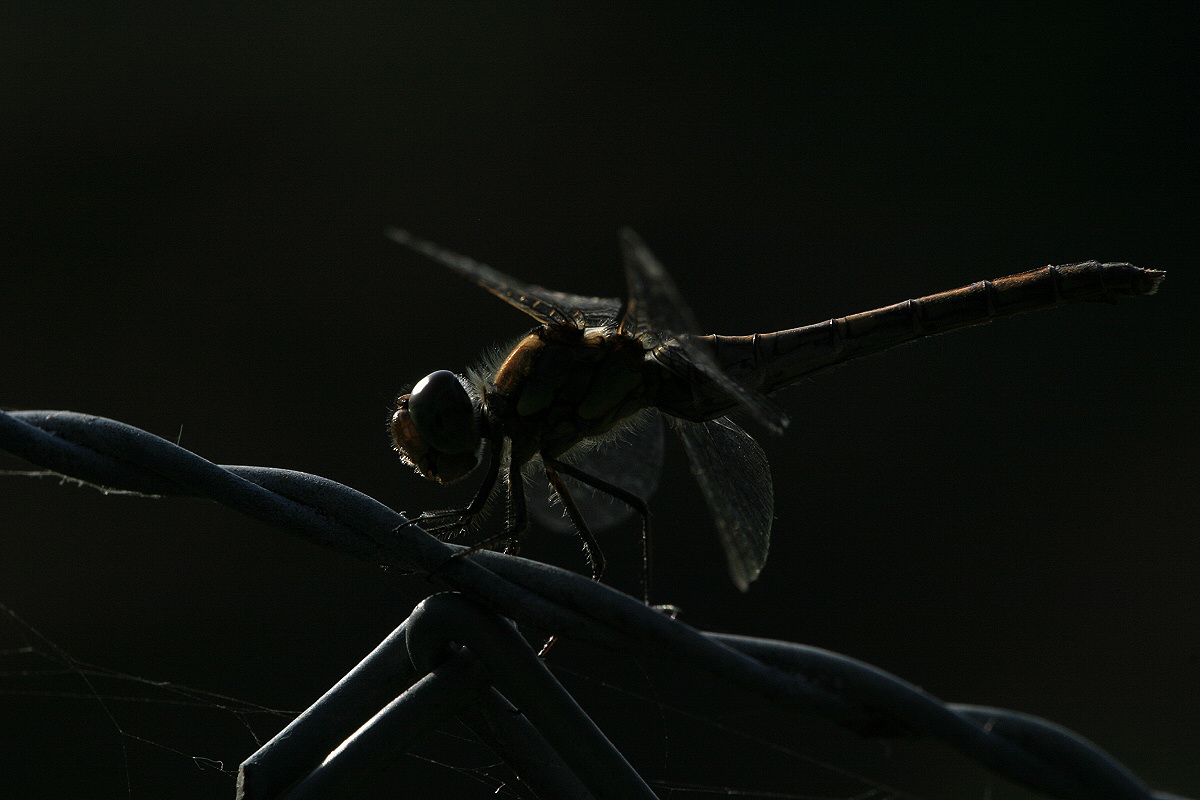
<box><xmin>1</xmin><ymin>4</ymin><xmax>1196</xmax><ymax>798</ymax></box>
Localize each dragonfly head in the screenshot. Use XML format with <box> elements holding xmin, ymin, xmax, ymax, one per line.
<box><xmin>390</xmin><ymin>370</ymin><xmax>482</xmax><ymax>484</ymax></box>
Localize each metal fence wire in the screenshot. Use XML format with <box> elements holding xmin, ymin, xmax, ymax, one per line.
<box><xmin>0</xmin><ymin>409</ymin><xmax>1188</xmax><ymax>800</ymax></box>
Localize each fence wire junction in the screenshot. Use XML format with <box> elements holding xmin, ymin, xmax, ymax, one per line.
<box><xmin>0</xmin><ymin>409</ymin><xmax>1188</xmax><ymax>800</ymax></box>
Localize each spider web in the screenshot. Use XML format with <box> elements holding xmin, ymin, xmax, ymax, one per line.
<box><xmin>0</xmin><ymin>601</ymin><xmax>1018</xmax><ymax>800</ymax></box>
<box><xmin>0</xmin><ymin>602</ymin><xmax>290</xmax><ymax>799</ymax></box>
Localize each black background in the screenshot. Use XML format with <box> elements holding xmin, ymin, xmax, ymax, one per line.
<box><xmin>1</xmin><ymin>5</ymin><xmax>1196</xmax><ymax>799</ymax></box>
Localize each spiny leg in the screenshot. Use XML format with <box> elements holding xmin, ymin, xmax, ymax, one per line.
<box><xmin>537</xmin><ymin>463</ymin><xmax>603</xmax><ymax>660</ymax></box>
<box><xmin>547</xmin><ymin>456</ymin><xmax>653</xmax><ymax>603</ymax></box>
<box><xmin>544</xmin><ymin>463</ymin><xmax>606</xmax><ymax>583</ymax></box>
<box><xmin>455</xmin><ymin>456</ymin><xmax>529</xmax><ymax>559</ymax></box>
<box><xmin>400</xmin><ymin>435</ymin><xmax>504</xmax><ymax>541</ymax></box>
<box><xmin>504</xmin><ymin>461</ymin><xmax>527</xmax><ymax>555</ymax></box>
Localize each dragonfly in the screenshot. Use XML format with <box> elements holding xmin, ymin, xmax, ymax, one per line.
<box><xmin>387</xmin><ymin>228</ymin><xmax>1163</xmax><ymax>592</ymax></box>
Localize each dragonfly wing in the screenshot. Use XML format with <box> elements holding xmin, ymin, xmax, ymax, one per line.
<box><xmin>527</xmin><ymin>412</ymin><xmax>665</xmax><ymax>533</ymax></box>
<box><xmin>533</xmin><ymin>289</ymin><xmax>623</xmax><ymax>329</ymax></box>
<box><xmin>670</xmin><ymin>416</ymin><xmax>773</xmax><ymax>591</ymax></box>
<box><xmin>618</xmin><ymin>228</ymin><xmax>789</xmax><ymax>433</ymax></box>
<box><xmin>617</xmin><ymin>227</ymin><xmax>703</xmax><ymax>341</ymax></box>
<box><xmin>388</xmin><ymin>228</ymin><xmax>621</xmax><ymax>329</ymax></box>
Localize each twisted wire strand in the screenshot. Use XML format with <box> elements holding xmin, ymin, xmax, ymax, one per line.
<box><xmin>0</xmin><ymin>410</ymin><xmax>1184</xmax><ymax>800</ymax></box>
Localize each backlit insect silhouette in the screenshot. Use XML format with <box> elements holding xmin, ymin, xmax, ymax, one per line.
<box><xmin>388</xmin><ymin>228</ymin><xmax>1162</xmax><ymax>591</ymax></box>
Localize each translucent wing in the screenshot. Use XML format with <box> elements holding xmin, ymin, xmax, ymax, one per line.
<box><xmin>618</xmin><ymin>228</ymin><xmax>789</xmax><ymax>434</ymax></box>
<box><xmin>670</xmin><ymin>416</ymin><xmax>773</xmax><ymax>591</ymax></box>
<box><xmin>534</xmin><ymin>289</ymin><xmax>623</xmax><ymax>329</ymax></box>
<box><xmin>527</xmin><ymin>412</ymin><xmax>664</xmax><ymax>533</ymax></box>
<box><xmin>388</xmin><ymin>228</ymin><xmax>622</xmax><ymax>329</ymax></box>
<box><xmin>617</xmin><ymin>227</ymin><xmax>703</xmax><ymax>343</ymax></box>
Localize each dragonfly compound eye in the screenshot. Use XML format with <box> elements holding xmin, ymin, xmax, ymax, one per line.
<box><xmin>408</xmin><ymin>370</ymin><xmax>480</xmax><ymax>452</ymax></box>
<box><xmin>393</xmin><ymin>370</ymin><xmax>483</xmax><ymax>484</ymax></box>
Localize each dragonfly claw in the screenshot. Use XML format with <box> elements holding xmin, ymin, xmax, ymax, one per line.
<box><xmin>401</xmin><ymin>507</ymin><xmax>478</xmax><ymax>541</ymax></box>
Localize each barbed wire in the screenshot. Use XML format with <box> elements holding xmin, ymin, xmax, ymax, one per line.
<box><xmin>0</xmin><ymin>409</ymin><xmax>1187</xmax><ymax>800</ymax></box>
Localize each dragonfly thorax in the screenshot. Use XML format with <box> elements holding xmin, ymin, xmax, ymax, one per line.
<box><xmin>485</xmin><ymin>324</ymin><xmax>656</xmax><ymax>467</ymax></box>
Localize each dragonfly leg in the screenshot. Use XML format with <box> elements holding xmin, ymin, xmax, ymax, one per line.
<box><xmin>547</xmin><ymin>456</ymin><xmax>652</xmax><ymax>603</ymax></box>
<box><xmin>397</xmin><ymin>436</ymin><xmax>505</xmax><ymax>582</ymax></box>
<box><xmin>503</xmin><ymin>462</ymin><xmax>527</xmax><ymax>554</ymax></box>
<box><xmin>544</xmin><ymin>462</ymin><xmax>606</xmax><ymax>583</ymax></box>
<box><xmin>446</xmin><ymin>443</ymin><xmax>530</xmax><ymax>561</ymax></box>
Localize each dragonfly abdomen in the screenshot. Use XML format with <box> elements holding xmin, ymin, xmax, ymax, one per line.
<box><xmin>683</xmin><ymin>261</ymin><xmax>1164</xmax><ymax>410</ymax></box>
